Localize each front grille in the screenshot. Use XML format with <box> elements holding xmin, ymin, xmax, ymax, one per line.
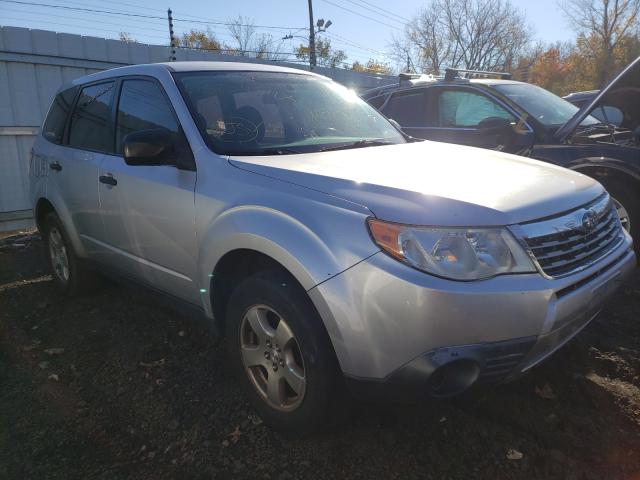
<box><xmin>520</xmin><ymin>195</ymin><xmax>624</xmax><ymax>278</ymax></box>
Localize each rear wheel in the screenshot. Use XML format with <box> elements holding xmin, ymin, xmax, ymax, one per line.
<box><xmin>42</xmin><ymin>212</ymin><xmax>98</xmax><ymax>295</ymax></box>
<box><xmin>225</xmin><ymin>269</ymin><xmax>346</xmax><ymax>435</ymax></box>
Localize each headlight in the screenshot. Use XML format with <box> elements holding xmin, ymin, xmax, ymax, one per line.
<box><xmin>367</xmin><ymin>218</ymin><xmax>535</xmax><ymax>280</ymax></box>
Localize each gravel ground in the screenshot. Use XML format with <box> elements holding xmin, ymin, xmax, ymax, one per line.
<box><xmin>1</xmin><ymin>231</ymin><xmax>639</xmax><ymax>480</ymax></box>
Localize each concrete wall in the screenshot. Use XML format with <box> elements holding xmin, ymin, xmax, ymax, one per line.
<box><xmin>0</xmin><ymin>26</ymin><xmax>395</xmax><ymax>231</ymax></box>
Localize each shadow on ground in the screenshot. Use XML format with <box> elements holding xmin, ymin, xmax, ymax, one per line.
<box><xmin>1</xmin><ymin>234</ymin><xmax>639</xmax><ymax>479</ymax></box>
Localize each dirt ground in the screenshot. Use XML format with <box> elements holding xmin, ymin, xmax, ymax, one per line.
<box><xmin>1</xmin><ymin>231</ymin><xmax>639</xmax><ymax>480</ymax></box>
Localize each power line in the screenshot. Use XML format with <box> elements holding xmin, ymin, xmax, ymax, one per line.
<box><xmin>317</xmin><ymin>0</ymin><xmax>403</xmax><ymax>30</ymax></box>
<box><xmin>4</xmin><ymin>7</ymin><xmax>169</xmax><ymax>33</ymax></box>
<box><xmin>1</xmin><ymin>16</ymin><xmax>167</xmax><ymax>40</ymax></box>
<box><xmin>342</xmin><ymin>0</ymin><xmax>411</xmax><ymax>23</ymax></box>
<box><xmin>0</xmin><ymin>0</ymin><xmax>306</xmax><ymax>30</ymax></box>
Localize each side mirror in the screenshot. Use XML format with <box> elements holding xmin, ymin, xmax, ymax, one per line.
<box><xmin>477</xmin><ymin>117</ymin><xmax>515</xmax><ymax>146</ymax></box>
<box><xmin>478</xmin><ymin>117</ymin><xmax>513</xmax><ymax>132</ymax></box>
<box><xmin>122</xmin><ymin>129</ymin><xmax>195</xmax><ymax>170</ymax></box>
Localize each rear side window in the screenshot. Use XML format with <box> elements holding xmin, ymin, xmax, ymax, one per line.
<box><xmin>42</xmin><ymin>87</ymin><xmax>77</xmax><ymax>144</ymax></box>
<box><xmin>365</xmin><ymin>94</ymin><xmax>387</xmax><ymax>110</ymax></box>
<box><xmin>68</xmin><ymin>82</ymin><xmax>115</xmax><ymax>153</ymax></box>
<box><xmin>381</xmin><ymin>90</ymin><xmax>427</xmax><ymax>126</ymax></box>
<box><xmin>115</xmin><ymin>79</ymin><xmax>180</xmax><ymax>153</ymax></box>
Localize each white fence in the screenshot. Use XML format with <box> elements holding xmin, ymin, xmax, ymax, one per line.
<box><xmin>0</xmin><ymin>26</ymin><xmax>395</xmax><ymax>231</ymax></box>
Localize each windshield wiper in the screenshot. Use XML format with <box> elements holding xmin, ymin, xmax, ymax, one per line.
<box><xmin>319</xmin><ymin>139</ymin><xmax>395</xmax><ymax>152</ymax></box>
<box><xmin>229</xmin><ymin>147</ymin><xmax>303</xmax><ymax>156</ymax></box>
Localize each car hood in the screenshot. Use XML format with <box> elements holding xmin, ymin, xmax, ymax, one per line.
<box><xmin>228</xmin><ymin>141</ymin><xmax>603</xmax><ymax>226</ymax></box>
<box><xmin>556</xmin><ymin>56</ymin><xmax>640</xmax><ymax>142</ymax></box>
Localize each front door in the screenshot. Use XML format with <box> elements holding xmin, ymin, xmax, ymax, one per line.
<box><xmin>98</xmin><ymin>78</ymin><xmax>198</xmax><ymax>303</ymax></box>
<box><xmin>425</xmin><ymin>87</ymin><xmax>534</xmax><ymax>154</ymax></box>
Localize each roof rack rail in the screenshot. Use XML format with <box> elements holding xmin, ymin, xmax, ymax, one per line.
<box><xmin>444</xmin><ymin>68</ymin><xmax>512</xmax><ymax>81</ymax></box>
<box><xmin>398</xmin><ymin>72</ymin><xmax>422</xmax><ymax>82</ymax></box>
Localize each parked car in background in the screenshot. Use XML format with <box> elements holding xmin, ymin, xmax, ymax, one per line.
<box><xmin>30</xmin><ymin>62</ymin><xmax>635</xmax><ymax>434</ymax></box>
<box><xmin>362</xmin><ymin>58</ymin><xmax>640</xmax><ymax>248</ymax></box>
<box><xmin>563</xmin><ymin>90</ymin><xmax>625</xmax><ymax>126</ymax></box>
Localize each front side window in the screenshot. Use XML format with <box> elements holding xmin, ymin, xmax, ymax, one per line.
<box><xmin>174</xmin><ymin>71</ymin><xmax>404</xmax><ymax>156</ymax></box>
<box><xmin>382</xmin><ymin>90</ymin><xmax>427</xmax><ymax>126</ymax></box>
<box><xmin>42</xmin><ymin>87</ymin><xmax>77</xmax><ymax>144</ymax></box>
<box><xmin>437</xmin><ymin>89</ymin><xmax>515</xmax><ymax>127</ymax></box>
<box><xmin>115</xmin><ymin>79</ymin><xmax>180</xmax><ymax>153</ymax></box>
<box><xmin>68</xmin><ymin>82</ymin><xmax>115</xmax><ymax>152</ymax></box>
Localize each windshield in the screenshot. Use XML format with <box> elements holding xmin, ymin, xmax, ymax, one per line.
<box><xmin>492</xmin><ymin>83</ymin><xmax>600</xmax><ymax>127</ymax></box>
<box><xmin>174</xmin><ymin>71</ymin><xmax>405</xmax><ymax>155</ymax></box>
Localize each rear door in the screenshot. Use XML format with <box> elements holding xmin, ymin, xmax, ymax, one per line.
<box><xmin>46</xmin><ymin>81</ymin><xmax>115</xmax><ymax>255</ymax></box>
<box><xmin>379</xmin><ymin>88</ymin><xmax>430</xmax><ymax>138</ymax></box>
<box><xmin>98</xmin><ymin>77</ymin><xmax>198</xmax><ymax>303</ymax></box>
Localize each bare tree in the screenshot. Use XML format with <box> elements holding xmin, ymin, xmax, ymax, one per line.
<box><xmin>227</xmin><ymin>16</ymin><xmax>286</xmax><ymax>60</ymax></box>
<box><xmin>560</xmin><ymin>0</ymin><xmax>640</xmax><ymax>85</ymax></box>
<box><xmin>228</xmin><ymin>15</ymin><xmax>256</xmax><ymax>56</ymax></box>
<box><xmin>390</xmin><ymin>0</ymin><xmax>532</xmax><ymax>74</ymax></box>
<box><xmin>119</xmin><ymin>32</ymin><xmax>136</xmax><ymax>43</ymax></box>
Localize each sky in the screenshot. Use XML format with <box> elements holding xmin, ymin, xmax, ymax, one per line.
<box><xmin>1</xmin><ymin>0</ymin><xmax>577</xmax><ymax>68</ymax></box>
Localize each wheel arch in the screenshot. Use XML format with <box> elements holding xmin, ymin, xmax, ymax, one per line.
<box><xmin>197</xmin><ymin>205</ymin><xmax>372</xmax><ymax>335</ymax></box>
<box><xmin>33</xmin><ymin>195</ymin><xmax>86</xmax><ymax>256</ymax></box>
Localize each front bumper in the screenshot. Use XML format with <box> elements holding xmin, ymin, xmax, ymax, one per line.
<box><xmin>309</xmin><ymin>234</ymin><xmax>635</xmax><ymax>397</ymax></box>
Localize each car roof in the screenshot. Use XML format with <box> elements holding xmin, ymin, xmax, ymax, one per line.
<box><xmin>59</xmin><ymin>61</ymin><xmax>320</xmax><ymax>93</ymax></box>
<box><xmin>361</xmin><ymin>77</ymin><xmax>526</xmax><ymax>98</ymax></box>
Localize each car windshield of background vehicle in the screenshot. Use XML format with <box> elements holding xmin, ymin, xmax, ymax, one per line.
<box><xmin>174</xmin><ymin>71</ymin><xmax>405</xmax><ymax>155</ymax></box>
<box><xmin>493</xmin><ymin>83</ymin><xmax>600</xmax><ymax>128</ymax></box>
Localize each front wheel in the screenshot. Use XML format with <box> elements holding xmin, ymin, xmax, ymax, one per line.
<box><xmin>225</xmin><ymin>270</ymin><xmax>346</xmax><ymax>435</ymax></box>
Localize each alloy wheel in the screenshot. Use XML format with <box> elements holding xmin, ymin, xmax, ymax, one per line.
<box><xmin>48</xmin><ymin>227</ymin><xmax>70</xmax><ymax>283</ymax></box>
<box><xmin>239</xmin><ymin>305</ymin><xmax>306</xmax><ymax>411</ymax></box>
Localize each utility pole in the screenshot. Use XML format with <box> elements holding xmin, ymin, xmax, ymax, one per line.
<box><xmin>167</xmin><ymin>8</ymin><xmax>176</xmax><ymax>62</ymax></box>
<box><xmin>307</xmin><ymin>0</ymin><xmax>316</xmax><ymax>70</ymax></box>
<box><xmin>407</xmin><ymin>54</ymin><xmax>411</xmax><ymax>73</ymax></box>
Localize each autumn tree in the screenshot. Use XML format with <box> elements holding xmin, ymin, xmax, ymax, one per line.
<box><xmin>180</xmin><ymin>29</ymin><xmax>222</xmax><ymax>52</ymax></box>
<box><xmin>560</xmin><ymin>0</ymin><xmax>640</xmax><ymax>86</ymax></box>
<box><xmin>295</xmin><ymin>38</ymin><xmax>347</xmax><ymax>68</ymax></box>
<box><xmin>352</xmin><ymin>59</ymin><xmax>393</xmax><ymax>74</ymax></box>
<box><xmin>390</xmin><ymin>0</ymin><xmax>532</xmax><ymax>74</ymax></box>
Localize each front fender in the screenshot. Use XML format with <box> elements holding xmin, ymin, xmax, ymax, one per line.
<box><xmin>196</xmin><ymin>204</ymin><xmax>378</xmax><ymax>319</ymax></box>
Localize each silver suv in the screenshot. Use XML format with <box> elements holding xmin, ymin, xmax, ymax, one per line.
<box><xmin>30</xmin><ymin>62</ymin><xmax>636</xmax><ymax>434</ymax></box>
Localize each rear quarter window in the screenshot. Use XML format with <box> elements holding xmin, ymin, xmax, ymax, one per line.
<box><xmin>42</xmin><ymin>87</ymin><xmax>77</xmax><ymax>144</ymax></box>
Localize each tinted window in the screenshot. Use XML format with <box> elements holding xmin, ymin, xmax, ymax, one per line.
<box><xmin>42</xmin><ymin>87</ymin><xmax>77</xmax><ymax>144</ymax></box>
<box><xmin>68</xmin><ymin>82</ymin><xmax>115</xmax><ymax>152</ymax></box>
<box><xmin>367</xmin><ymin>95</ymin><xmax>387</xmax><ymax>110</ymax></box>
<box><xmin>438</xmin><ymin>90</ymin><xmax>515</xmax><ymax>127</ymax></box>
<box><xmin>115</xmin><ymin>79</ymin><xmax>180</xmax><ymax>153</ymax></box>
<box><xmin>382</xmin><ymin>91</ymin><xmax>427</xmax><ymax>126</ymax></box>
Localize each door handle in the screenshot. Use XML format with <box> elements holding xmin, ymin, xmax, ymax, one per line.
<box><xmin>99</xmin><ymin>175</ymin><xmax>117</xmax><ymax>186</ymax></box>
<box><xmin>49</xmin><ymin>162</ymin><xmax>62</xmax><ymax>172</ymax></box>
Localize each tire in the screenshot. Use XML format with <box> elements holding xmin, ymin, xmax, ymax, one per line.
<box><xmin>42</xmin><ymin>211</ymin><xmax>98</xmax><ymax>295</ymax></box>
<box><xmin>597</xmin><ymin>178</ymin><xmax>640</xmax><ymax>253</ymax></box>
<box><xmin>225</xmin><ymin>269</ymin><xmax>347</xmax><ymax>435</ymax></box>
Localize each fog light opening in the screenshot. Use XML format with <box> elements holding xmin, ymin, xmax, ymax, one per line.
<box><xmin>428</xmin><ymin>359</ymin><xmax>480</xmax><ymax>397</ymax></box>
